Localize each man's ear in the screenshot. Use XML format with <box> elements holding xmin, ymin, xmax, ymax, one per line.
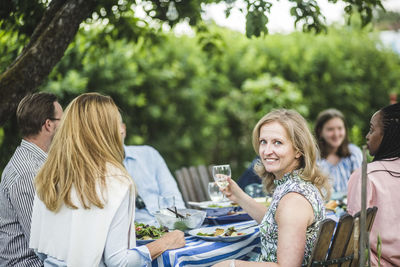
<box><xmin>43</xmin><ymin>119</ymin><xmax>52</xmax><ymax>132</ymax></box>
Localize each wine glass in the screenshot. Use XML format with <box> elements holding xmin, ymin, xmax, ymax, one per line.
<box><xmin>208</xmin><ymin>182</ymin><xmax>223</xmax><ymax>202</ymax></box>
<box><xmin>212</xmin><ymin>164</ymin><xmax>231</xmax><ymax>201</ymax></box>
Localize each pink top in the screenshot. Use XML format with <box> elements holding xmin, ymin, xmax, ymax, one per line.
<box><xmin>347</xmin><ymin>158</ymin><xmax>400</xmax><ymax>267</ymax></box>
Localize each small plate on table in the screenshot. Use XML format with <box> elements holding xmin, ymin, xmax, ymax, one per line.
<box><xmin>187</xmin><ymin>224</ymin><xmax>258</xmax><ymax>242</ymax></box>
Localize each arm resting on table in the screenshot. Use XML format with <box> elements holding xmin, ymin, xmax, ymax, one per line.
<box><xmin>145</xmin><ymin>230</ymin><xmax>186</xmax><ymax>259</ymax></box>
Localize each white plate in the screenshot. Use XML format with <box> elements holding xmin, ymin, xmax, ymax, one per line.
<box><xmin>188</xmin><ymin>201</ymin><xmax>239</xmax><ymax>216</ymax></box>
<box><xmin>187</xmin><ymin>225</ymin><xmax>258</xmax><ymax>242</ymax></box>
<box><xmin>188</xmin><ymin>201</ymin><xmax>234</xmax><ymax>209</ymax></box>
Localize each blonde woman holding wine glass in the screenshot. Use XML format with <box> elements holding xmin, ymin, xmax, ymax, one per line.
<box><xmin>213</xmin><ymin>109</ymin><xmax>331</xmax><ymax>267</ymax></box>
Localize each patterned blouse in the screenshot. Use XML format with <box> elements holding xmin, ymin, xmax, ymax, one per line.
<box><xmin>258</xmin><ymin>170</ymin><xmax>326</xmax><ymax>265</ymax></box>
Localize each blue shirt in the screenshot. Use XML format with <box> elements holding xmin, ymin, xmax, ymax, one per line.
<box><xmin>123</xmin><ymin>145</ymin><xmax>185</xmax><ymax>225</ymax></box>
<box><xmin>318</xmin><ymin>143</ymin><xmax>362</xmax><ymax>195</ymax></box>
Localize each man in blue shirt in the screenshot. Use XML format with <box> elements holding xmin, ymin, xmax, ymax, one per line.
<box><xmin>121</xmin><ymin>123</ymin><xmax>185</xmax><ymax>225</ymax></box>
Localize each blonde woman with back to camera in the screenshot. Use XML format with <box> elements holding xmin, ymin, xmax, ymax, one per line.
<box><xmin>29</xmin><ymin>93</ymin><xmax>185</xmax><ymax>267</ymax></box>
<box><xmin>213</xmin><ymin>109</ymin><xmax>331</xmax><ymax>267</ymax></box>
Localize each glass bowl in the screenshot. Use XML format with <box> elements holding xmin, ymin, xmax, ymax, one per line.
<box><xmin>154</xmin><ymin>208</ymin><xmax>206</xmax><ymax>231</ymax></box>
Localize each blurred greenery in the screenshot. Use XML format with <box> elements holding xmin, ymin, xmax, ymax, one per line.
<box><xmin>373</xmin><ymin>10</ymin><xmax>400</xmax><ymax>31</ymax></box>
<box><xmin>0</xmin><ymin>0</ymin><xmax>383</xmax><ymax>40</ymax></box>
<box><xmin>1</xmin><ymin>20</ymin><xmax>399</xmax><ymax>177</ymax></box>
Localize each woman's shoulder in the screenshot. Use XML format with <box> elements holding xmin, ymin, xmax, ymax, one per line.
<box><xmin>350</xmin><ymin>158</ymin><xmax>400</xmax><ymax>179</ymax></box>
<box><xmin>283</xmin><ymin>175</ymin><xmax>320</xmax><ymax>198</ymax></box>
<box><xmin>105</xmin><ymin>163</ymin><xmax>132</xmax><ymax>186</ymax></box>
<box><xmin>368</xmin><ymin>158</ymin><xmax>400</xmax><ymax>172</ymax></box>
<box><xmin>280</xmin><ymin>177</ymin><xmax>324</xmax><ymax>217</ymax></box>
<box><xmin>106</xmin><ymin>163</ymin><xmax>125</xmax><ymax>175</ymax></box>
<box><xmin>317</xmin><ymin>158</ymin><xmax>329</xmax><ymax>167</ymax></box>
<box><xmin>348</xmin><ymin>143</ymin><xmax>362</xmax><ymax>155</ymax></box>
<box><xmin>347</xmin><ymin>144</ymin><xmax>363</xmax><ymax>170</ymax></box>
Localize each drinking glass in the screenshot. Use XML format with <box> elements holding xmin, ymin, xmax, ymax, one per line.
<box><xmin>208</xmin><ymin>182</ymin><xmax>223</xmax><ymax>202</ymax></box>
<box><xmin>212</xmin><ymin>164</ymin><xmax>231</xmax><ymax>201</ymax></box>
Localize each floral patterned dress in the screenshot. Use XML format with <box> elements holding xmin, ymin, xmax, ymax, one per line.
<box><xmin>258</xmin><ymin>170</ymin><xmax>326</xmax><ymax>265</ymax></box>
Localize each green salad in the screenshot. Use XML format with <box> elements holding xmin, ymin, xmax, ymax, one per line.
<box><xmin>135</xmin><ymin>223</ymin><xmax>169</xmax><ymax>240</ymax></box>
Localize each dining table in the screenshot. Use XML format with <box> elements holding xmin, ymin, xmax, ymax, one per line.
<box><xmin>144</xmin><ymin>196</ymin><xmax>341</xmax><ymax>267</ymax></box>
<box><xmin>151</xmin><ymin>220</ymin><xmax>261</xmax><ymax>267</ymax></box>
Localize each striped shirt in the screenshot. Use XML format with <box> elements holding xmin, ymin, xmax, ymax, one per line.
<box><xmin>0</xmin><ymin>140</ymin><xmax>46</xmax><ymax>267</ymax></box>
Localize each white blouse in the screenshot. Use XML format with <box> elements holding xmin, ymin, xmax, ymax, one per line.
<box><xmin>30</xmin><ymin>164</ymin><xmax>152</xmax><ymax>266</ymax></box>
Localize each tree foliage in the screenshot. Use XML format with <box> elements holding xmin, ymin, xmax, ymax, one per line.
<box><xmin>373</xmin><ymin>10</ymin><xmax>400</xmax><ymax>30</ymax></box>
<box><xmin>0</xmin><ymin>0</ymin><xmax>394</xmax><ymax>177</ymax></box>
<box><xmin>2</xmin><ymin>21</ymin><xmax>398</xmax><ymax>175</ymax></box>
<box><xmin>0</xmin><ymin>0</ymin><xmax>384</xmax><ymax>125</ymax></box>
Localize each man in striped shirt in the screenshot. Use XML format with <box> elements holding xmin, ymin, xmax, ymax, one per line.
<box><xmin>0</xmin><ymin>93</ymin><xmax>63</xmax><ymax>266</ymax></box>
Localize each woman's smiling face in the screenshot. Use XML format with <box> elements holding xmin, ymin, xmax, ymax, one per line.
<box><xmin>258</xmin><ymin>121</ymin><xmax>300</xmax><ymax>180</ymax></box>
<box><xmin>320</xmin><ymin>117</ymin><xmax>346</xmax><ymax>149</ymax></box>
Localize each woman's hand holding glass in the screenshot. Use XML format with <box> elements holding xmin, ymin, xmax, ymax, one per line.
<box><xmin>220</xmin><ymin>177</ymin><xmax>246</xmax><ymax>204</ymax></box>
<box><xmin>211</xmin><ymin>164</ymin><xmax>249</xmax><ymax>204</ymax></box>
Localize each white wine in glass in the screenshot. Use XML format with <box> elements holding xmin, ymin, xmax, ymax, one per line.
<box><xmin>215</xmin><ymin>179</ymin><xmax>229</xmax><ymax>189</ymax></box>
<box><xmin>212</xmin><ymin>164</ymin><xmax>231</xmax><ymax>201</ymax></box>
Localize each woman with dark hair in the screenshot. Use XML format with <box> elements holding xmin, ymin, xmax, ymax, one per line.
<box><xmin>314</xmin><ymin>109</ymin><xmax>362</xmax><ymax>195</ymax></box>
<box><xmin>347</xmin><ymin>102</ymin><xmax>400</xmax><ymax>266</ymax></box>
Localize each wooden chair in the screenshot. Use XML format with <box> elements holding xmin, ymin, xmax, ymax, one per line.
<box><xmin>174</xmin><ymin>165</ymin><xmax>214</xmax><ymax>204</ymax></box>
<box><xmin>308</xmin><ymin>206</ymin><xmax>378</xmax><ymax>267</ymax></box>
<box><xmin>175</xmin><ymin>168</ymin><xmax>192</xmax><ymax>205</ymax></box>
<box><xmin>197</xmin><ymin>165</ymin><xmax>214</xmax><ymax>196</ymax></box>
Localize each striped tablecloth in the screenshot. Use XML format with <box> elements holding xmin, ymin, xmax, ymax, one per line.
<box><xmin>152</xmin><ymin>220</ymin><xmax>261</xmax><ymax>267</ymax></box>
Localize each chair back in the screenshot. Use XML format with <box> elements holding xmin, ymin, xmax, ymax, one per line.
<box><xmin>175</xmin><ymin>165</ymin><xmax>213</xmax><ymax>204</ymax></box>
<box><xmin>308</xmin><ymin>206</ymin><xmax>378</xmax><ymax>267</ymax></box>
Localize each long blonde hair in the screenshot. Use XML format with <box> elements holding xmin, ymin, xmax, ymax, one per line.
<box><xmin>252</xmin><ymin>109</ymin><xmax>331</xmax><ymax>200</ymax></box>
<box><xmin>35</xmin><ymin>93</ymin><xmax>132</xmax><ymax>212</ymax></box>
